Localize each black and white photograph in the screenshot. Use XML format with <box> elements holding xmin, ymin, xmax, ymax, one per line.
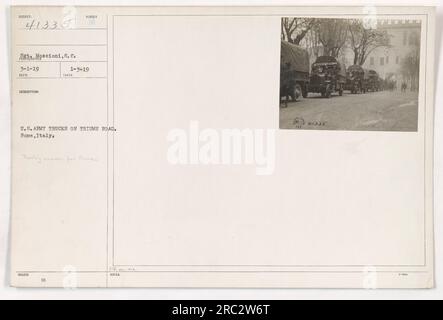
<box><xmin>280</xmin><ymin>17</ymin><xmax>421</xmax><ymax>131</ymax></box>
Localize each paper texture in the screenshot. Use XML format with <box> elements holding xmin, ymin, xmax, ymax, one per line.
<box><xmin>10</xmin><ymin>6</ymin><xmax>435</xmax><ymax>288</ymax></box>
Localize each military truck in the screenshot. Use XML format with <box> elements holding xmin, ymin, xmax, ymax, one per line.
<box><xmin>367</xmin><ymin>69</ymin><xmax>381</xmax><ymax>92</ymax></box>
<box><xmin>308</xmin><ymin>56</ymin><xmax>346</xmax><ymax>98</ymax></box>
<box><xmin>280</xmin><ymin>41</ymin><xmax>310</xmax><ymax>106</ymax></box>
<box><xmin>377</xmin><ymin>75</ymin><xmax>385</xmax><ymax>91</ymax></box>
<box><xmin>345</xmin><ymin>65</ymin><xmax>367</xmax><ymax>94</ymax></box>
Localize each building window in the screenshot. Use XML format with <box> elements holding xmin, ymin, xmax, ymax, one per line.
<box><xmin>370</xmin><ymin>57</ymin><xmax>374</xmax><ymax>66</ymax></box>
<box><xmin>409</xmin><ymin>31</ymin><xmax>419</xmax><ymax>46</ymax></box>
<box><xmin>386</xmin><ymin>56</ymin><xmax>389</xmax><ymax>64</ymax></box>
<box><xmin>396</xmin><ymin>56</ymin><xmax>400</xmax><ymax>64</ymax></box>
<box><xmin>380</xmin><ymin>57</ymin><xmax>384</xmax><ymax>66</ymax></box>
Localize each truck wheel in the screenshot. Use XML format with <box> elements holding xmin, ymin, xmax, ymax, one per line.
<box><xmin>294</xmin><ymin>84</ymin><xmax>302</xmax><ymax>101</ymax></box>
<box><xmin>289</xmin><ymin>87</ymin><xmax>295</xmax><ymax>101</ymax></box>
<box><xmin>302</xmin><ymin>85</ymin><xmax>308</xmax><ymax>98</ymax></box>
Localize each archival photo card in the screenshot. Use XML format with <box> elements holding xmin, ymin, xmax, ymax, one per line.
<box><xmin>279</xmin><ymin>17</ymin><xmax>422</xmax><ymax>131</ymax></box>
<box><xmin>9</xmin><ymin>6</ymin><xmax>435</xmax><ymax>288</ymax></box>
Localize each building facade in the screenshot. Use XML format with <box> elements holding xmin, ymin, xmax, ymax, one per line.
<box><xmin>361</xmin><ymin>19</ymin><xmax>421</xmax><ymax>87</ymax></box>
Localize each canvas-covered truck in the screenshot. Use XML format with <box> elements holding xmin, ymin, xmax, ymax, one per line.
<box><xmin>308</xmin><ymin>56</ymin><xmax>346</xmax><ymax>98</ymax></box>
<box><xmin>280</xmin><ymin>41</ymin><xmax>310</xmax><ymax>106</ymax></box>
<box><xmin>345</xmin><ymin>65</ymin><xmax>367</xmax><ymax>94</ymax></box>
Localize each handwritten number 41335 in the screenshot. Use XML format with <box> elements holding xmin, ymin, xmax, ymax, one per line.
<box><xmin>25</xmin><ymin>19</ymin><xmax>75</xmax><ymax>30</ymax></box>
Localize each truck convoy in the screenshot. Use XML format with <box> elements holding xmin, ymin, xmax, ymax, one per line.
<box><xmin>280</xmin><ymin>40</ymin><xmax>384</xmax><ymax>105</ymax></box>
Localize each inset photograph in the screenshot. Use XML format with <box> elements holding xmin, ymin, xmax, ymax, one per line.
<box><xmin>279</xmin><ymin>18</ymin><xmax>421</xmax><ymax>131</ymax></box>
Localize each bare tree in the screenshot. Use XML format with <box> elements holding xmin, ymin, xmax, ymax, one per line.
<box><xmin>314</xmin><ymin>19</ymin><xmax>349</xmax><ymax>58</ymax></box>
<box><xmin>348</xmin><ymin>20</ymin><xmax>391</xmax><ymax>65</ymax></box>
<box><xmin>304</xmin><ymin>28</ymin><xmax>322</xmax><ymax>61</ymax></box>
<box><xmin>281</xmin><ymin>18</ymin><xmax>317</xmax><ymax>45</ymax></box>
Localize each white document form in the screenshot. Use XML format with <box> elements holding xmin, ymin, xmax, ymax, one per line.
<box><xmin>10</xmin><ymin>6</ymin><xmax>435</xmax><ymax>288</ymax></box>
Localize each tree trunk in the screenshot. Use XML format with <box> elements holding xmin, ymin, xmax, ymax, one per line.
<box><xmin>293</xmin><ymin>29</ymin><xmax>309</xmax><ymax>45</ymax></box>
<box><xmin>353</xmin><ymin>49</ymin><xmax>359</xmax><ymax>65</ymax></box>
